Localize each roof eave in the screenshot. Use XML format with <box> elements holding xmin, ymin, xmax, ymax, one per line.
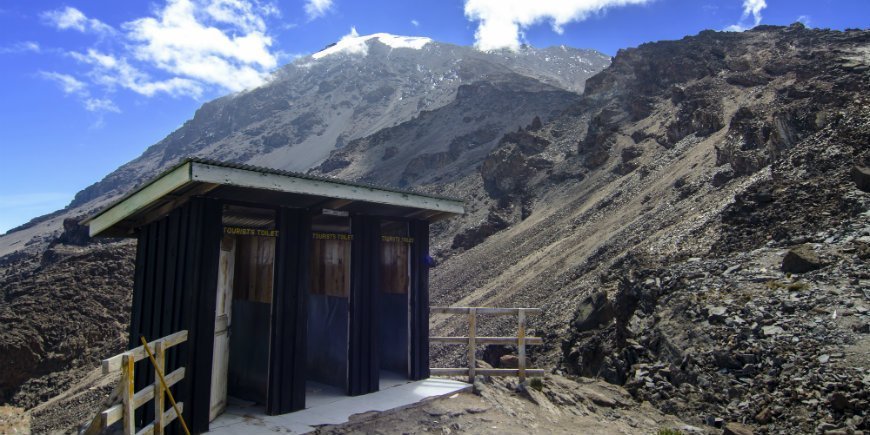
<box><xmin>84</xmin><ymin>160</ymin><xmax>465</xmax><ymax>238</ymax></box>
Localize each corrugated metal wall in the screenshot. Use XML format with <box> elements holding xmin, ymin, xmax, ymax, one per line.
<box><xmin>129</xmin><ymin>201</ymin><xmax>432</xmax><ymax>429</ymax></box>
<box><xmin>130</xmin><ymin>197</ymin><xmax>221</xmax><ymax>434</ymax></box>
<box><xmin>266</xmin><ymin>208</ymin><xmax>310</xmax><ymax>414</ymax></box>
<box><xmin>348</xmin><ymin>216</ymin><xmax>381</xmax><ymax>395</ymax></box>
<box><xmin>409</xmin><ymin>220</ymin><xmax>430</xmax><ymax>380</ymax></box>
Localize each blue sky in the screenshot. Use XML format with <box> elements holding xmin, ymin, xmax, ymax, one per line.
<box><xmin>0</xmin><ymin>0</ymin><xmax>867</xmax><ymax>234</ymax></box>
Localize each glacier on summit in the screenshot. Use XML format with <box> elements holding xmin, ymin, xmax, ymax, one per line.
<box><xmin>311</xmin><ymin>28</ymin><xmax>433</xmax><ymax>59</ymax></box>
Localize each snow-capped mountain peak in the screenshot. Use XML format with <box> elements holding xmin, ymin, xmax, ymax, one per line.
<box><xmin>311</xmin><ymin>28</ymin><xmax>432</xmax><ymax>60</ymax></box>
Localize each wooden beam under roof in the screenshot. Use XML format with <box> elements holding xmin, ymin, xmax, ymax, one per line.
<box><xmin>190</xmin><ymin>162</ymin><xmax>465</xmax><ymax>215</ymax></box>
<box><xmin>84</xmin><ymin>159</ymin><xmax>465</xmax><ymax>238</ymax></box>
<box><xmin>313</xmin><ymin>198</ymin><xmax>355</xmax><ymax>210</ymax></box>
<box><xmin>130</xmin><ymin>182</ymin><xmax>220</xmax><ymax>229</ymax></box>
<box><xmin>84</xmin><ymin>162</ymin><xmax>193</xmax><ymax>237</ymax></box>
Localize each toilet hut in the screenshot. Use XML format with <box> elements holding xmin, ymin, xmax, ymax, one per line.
<box><xmin>83</xmin><ymin>158</ymin><xmax>464</xmax><ymax>433</ymax></box>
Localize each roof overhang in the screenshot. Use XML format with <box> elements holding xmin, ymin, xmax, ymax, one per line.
<box><xmin>83</xmin><ymin>159</ymin><xmax>465</xmax><ymax>238</ymax></box>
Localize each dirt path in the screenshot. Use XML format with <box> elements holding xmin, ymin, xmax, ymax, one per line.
<box><xmin>314</xmin><ymin>375</ymin><xmax>698</xmax><ymax>434</ymax></box>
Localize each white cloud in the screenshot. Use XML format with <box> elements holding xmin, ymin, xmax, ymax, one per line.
<box><xmin>38</xmin><ymin>0</ymin><xmax>282</xmax><ymax>113</ymax></box>
<box><xmin>84</xmin><ymin>98</ymin><xmax>121</xmax><ymax>113</ymax></box>
<box><xmin>39</xmin><ymin>71</ymin><xmax>87</xmax><ymax>95</ymax></box>
<box><xmin>304</xmin><ymin>0</ymin><xmax>334</xmax><ymax>20</ymax></box>
<box><xmin>464</xmin><ymin>0</ymin><xmax>652</xmax><ymax>51</ymax></box>
<box><xmin>69</xmin><ymin>49</ymin><xmax>204</xmax><ymax>98</ymax></box>
<box><xmin>411</xmin><ymin>19</ymin><xmax>420</xmax><ymax>27</ymax></box>
<box><xmin>725</xmin><ymin>0</ymin><xmax>767</xmax><ymax>32</ymax></box>
<box><xmin>796</xmin><ymin>15</ymin><xmax>811</xmax><ymax>26</ymax></box>
<box><xmin>41</xmin><ymin>6</ymin><xmax>114</xmax><ymax>34</ymax></box>
<box><xmin>0</xmin><ymin>41</ymin><xmax>41</xmax><ymax>54</ymax></box>
<box><xmin>124</xmin><ymin>0</ymin><xmax>278</xmax><ymax>92</ymax></box>
<box><xmin>39</xmin><ymin>70</ymin><xmax>121</xmax><ymax>115</ymax></box>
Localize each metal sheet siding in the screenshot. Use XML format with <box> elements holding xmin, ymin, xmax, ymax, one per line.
<box><xmin>130</xmin><ymin>197</ymin><xmax>220</xmax><ymax>434</ymax></box>
<box><xmin>348</xmin><ymin>216</ymin><xmax>381</xmax><ymax>396</ymax></box>
<box><xmin>267</xmin><ymin>208</ymin><xmax>310</xmax><ymax>414</ymax></box>
<box><xmin>409</xmin><ymin>220</ymin><xmax>430</xmax><ymax>380</ymax></box>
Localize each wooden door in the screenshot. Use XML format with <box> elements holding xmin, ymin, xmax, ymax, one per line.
<box><xmin>210</xmin><ymin>235</ymin><xmax>236</xmax><ymax>421</ymax></box>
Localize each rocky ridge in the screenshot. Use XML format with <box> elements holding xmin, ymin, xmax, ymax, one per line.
<box><xmin>1</xmin><ymin>24</ymin><xmax>869</xmax><ymax>434</ymax></box>
<box><xmin>0</xmin><ymin>35</ymin><xmax>610</xmax><ymax>431</ymax></box>
<box><xmin>411</xmin><ymin>24</ymin><xmax>869</xmax><ymax>434</ymax></box>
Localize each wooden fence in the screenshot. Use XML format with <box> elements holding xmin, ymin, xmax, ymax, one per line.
<box><xmin>430</xmin><ymin>307</ymin><xmax>544</xmax><ymax>383</ymax></box>
<box><xmin>83</xmin><ymin>330</ymin><xmax>188</xmax><ymax>435</ymax></box>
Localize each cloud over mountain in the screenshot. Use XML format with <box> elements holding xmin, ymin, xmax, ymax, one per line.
<box><xmin>38</xmin><ymin>0</ymin><xmax>282</xmax><ymax>114</ymax></box>
<box><xmin>725</xmin><ymin>0</ymin><xmax>767</xmax><ymax>31</ymax></box>
<box><xmin>463</xmin><ymin>0</ymin><xmax>651</xmax><ymax>51</ymax></box>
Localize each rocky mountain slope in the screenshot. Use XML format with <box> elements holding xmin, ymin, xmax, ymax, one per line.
<box><xmin>0</xmin><ymin>34</ymin><xmax>608</xmax><ymax>431</ymax></box>
<box><xmin>0</xmin><ymin>34</ymin><xmax>607</xmax><ymax>258</ymax></box>
<box><xmin>415</xmin><ymin>24</ymin><xmax>869</xmax><ymax>434</ymax></box>
<box><xmin>316</xmin><ymin>24</ymin><xmax>869</xmax><ymax>434</ymax></box>
<box><xmin>2</xmin><ymin>24</ymin><xmax>869</xmax><ymax>434</ymax></box>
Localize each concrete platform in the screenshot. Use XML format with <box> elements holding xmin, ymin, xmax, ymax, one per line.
<box><xmin>207</xmin><ymin>377</ymin><xmax>470</xmax><ymax>434</ymax></box>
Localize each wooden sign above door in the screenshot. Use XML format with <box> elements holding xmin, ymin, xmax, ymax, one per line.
<box><xmin>223</xmin><ymin>226</ymin><xmax>279</xmax><ymax>237</ymax></box>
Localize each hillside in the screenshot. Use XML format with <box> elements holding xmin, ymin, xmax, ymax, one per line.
<box><xmin>0</xmin><ymin>35</ymin><xmax>607</xmax><ymax>261</ymax></box>
<box><xmin>2</xmin><ymin>24</ymin><xmax>869</xmax><ymax>434</ymax></box>
<box><xmin>0</xmin><ymin>34</ymin><xmax>608</xmax><ymax>432</ymax></box>
<box><xmin>316</xmin><ymin>24</ymin><xmax>870</xmax><ymax>433</ymax></box>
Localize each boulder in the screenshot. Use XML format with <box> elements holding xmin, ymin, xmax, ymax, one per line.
<box><xmin>828</xmin><ymin>391</ymin><xmax>851</xmax><ymax>411</ymax></box>
<box><xmin>782</xmin><ymin>244</ymin><xmax>824</xmax><ymax>274</ymax></box>
<box><xmin>499</xmin><ymin>355</ymin><xmax>519</xmax><ymax>369</ymax></box>
<box><xmin>852</xmin><ymin>165</ymin><xmax>870</xmax><ymax>192</ymax></box>
<box><xmin>482</xmin><ymin>345</ymin><xmax>513</xmax><ymax>368</ymax></box>
<box><xmin>723</xmin><ymin>422</ymin><xmax>754</xmax><ymax>435</ymax></box>
<box><xmin>55</xmin><ymin>218</ymin><xmax>90</xmax><ymax>246</ymax></box>
<box><xmin>712</xmin><ymin>350</ymin><xmax>742</xmax><ymax>369</ymax></box>
<box><xmin>754</xmin><ymin>407</ymin><xmax>772</xmax><ymax>424</ymax></box>
<box><xmin>572</xmin><ymin>291</ymin><xmax>615</xmax><ymax>332</ymax></box>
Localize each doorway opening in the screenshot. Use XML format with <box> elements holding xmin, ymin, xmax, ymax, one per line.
<box><xmin>210</xmin><ymin>205</ymin><xmax>276</xmax><ymax>421</ymax></box>
<box><xmin>378</xmin><ymin>220</ymin><xmax>411</xmax><ymax>384</ymax></box>
<box><xmin>306</xmin><ymin>214</ymin><xmax>351</xmax><ymax>405</ymax></box>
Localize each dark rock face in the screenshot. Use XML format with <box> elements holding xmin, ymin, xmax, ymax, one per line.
<box><xmin>481</xmin><ymin>126</ymin><xmax>556</xmax><ymax>199</ymax></box>
<box><xmin>54</xmin><ymin>218</ymin><xmax>90</xmax><ymax>246</ymax></box>
<box><xmin>451</xmin><ymin>209</ymin><xmax>510</xmax><ymax>250</ymax></box>
<box><xmin>571</xmin><ymin>292</ymin><xmax>615</xmax><ymax>332</ymax></box>
<box><xmin>0</xmin><ymin>244</ymin><xmax>134</xmax><ymax>408</ymax></box>
<box><xmin>852</xmin><ymin>165</ymin><xmax>870</xmax><ymax>192</ymax></box>
<box><xmin>578</xmin><ymin>108</ymin><xmax>625</xmax><ymax>168</ymax></box>
<box><xmin>781</xmin><ymin>244</ymin><xmax>824</xmax><ymax>273</ymax></box>
<box><xmin>399</xmin><ymin>124</ymin><xmax>504</xmax><ymax>186</ymax></box>
<box><xmin>661</xmin><ymin>91</ymin><xmax>724</xmax><ymax>147</ymax></box>
<box><xmin>480</xmin><ymin>147</ymin><xmax>534</xmax><ymax>198</ymax></box>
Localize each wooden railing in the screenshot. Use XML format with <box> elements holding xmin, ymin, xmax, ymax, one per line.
<box><xmin>83</xmin><ymin>331</ymin><xmax>188</xmax><ymax>435</ymax></box>
<box><xmin>430</xmin><ymin>307</ymin><xmax>544</xmax><ymax>383</ymax></box>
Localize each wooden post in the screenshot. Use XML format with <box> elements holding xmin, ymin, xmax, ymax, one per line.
<box><xmin>154</xmin><ymin>341</ymin><xmax>166</xmax><ymax>434</ymax></box>
<box><xmin>467</xmin><ymin>308</ymin><xmax>477</xmax><ymax>383</ymax></box>
<box><xmin>517</xmin><ymin>309</ymin><xmax>527</xmax><ymax>384</ymax></box>
<box><xmin>122</xmin><ymin>355</ymin><xmax>135</xmax><ymax>435</ymax></box>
